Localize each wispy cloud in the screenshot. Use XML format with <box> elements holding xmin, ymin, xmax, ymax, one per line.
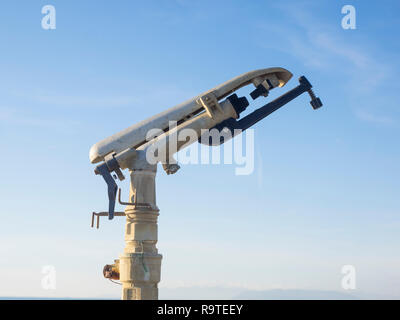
<box><xmin>285</xmin><ymin>32</ymin><xmax>370</xmax><ymax>70</ymax></box>
<box><xmin>8</xmin><ymin>91</ymin><xmax>139</xmax><ymax>110</ymax></box>
<box><xmin>355</xmin><ymin>110</ymin><xmax>395</xmax><ymax>125</ymax></box>
<box><xmin>34</xmin><ymin>94</ymin><xmax>138</xmax><ymax>108</ymax></box>
<box><xmin>8</xmin><ymin>82</ymin><xmax>195</xmax><ymax>112</ymax></box>
<box><xmin>256</xmin><ymin>2</ymin><xmax>397</xmax><ymax>126</ymax></box>
<box><xmin>257</xmin><ymin>2</ymin><xmax>392</xmax><ymax>88</ymax></box>
<box><xmin>0</xmin><ymin>106</ymin><xmax>80</xmax><ymax>129</ymax></box>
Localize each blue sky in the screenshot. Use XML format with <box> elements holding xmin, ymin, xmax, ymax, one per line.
<box><xmin>0</xmin><ymin>0</ymin><xmax>399</xmax><ymax>299</ymax></box>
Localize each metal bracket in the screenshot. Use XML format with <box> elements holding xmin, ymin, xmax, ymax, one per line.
<box><xmin>196</xmin><ymin>92</ymin><xmax>223</xmax><ymax>119</ymax></box>
<box><xmin>250</xmin><ymin>79</ymin><xmax>273</xmax><ymax>99</ymax></box>
<box><xmin>117</xmin><ymin>188</ymin><xmax>154</xmax><ymax>209</ymax></box>
<box><xmin>91</xmin><ymin>211</ymin><xmax>125</xmax><ymax>229</ymax></box>
<box><xmin>118</xmin><ymin>188</ymin><xmax>134</xmax><ymax>206</ymax></box>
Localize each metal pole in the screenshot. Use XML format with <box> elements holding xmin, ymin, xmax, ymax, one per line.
<box><xmin>119</xmin><ymin>166</ymin><xmax>162</xmax><ymax>300</ymax></box>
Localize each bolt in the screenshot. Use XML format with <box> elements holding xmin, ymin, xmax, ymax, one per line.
<box><xmin>309</xmin><ymin>91</ymin><xmax>323</xmax><ymax>110</ymax></box>
<box><xmin>307</xmin><ymin>88</ymin><xmax>317</xmax><ymax>101</ymax></box>
<box><xmin>298</xmin><ymin>76</ymin><xmax>323</xmax><ymax>110</ymax></box>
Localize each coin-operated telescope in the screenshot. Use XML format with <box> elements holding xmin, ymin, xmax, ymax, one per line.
<box><xmin>89</xmin><ymin>68</ymin><xmax>322</xmax><ymax>300</ymax></box>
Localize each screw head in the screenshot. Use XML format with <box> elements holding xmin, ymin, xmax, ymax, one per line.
<box><xmin>310</xmin><ymin>97</ymin><xmax>323</xmax><ymax>110</ymax></box>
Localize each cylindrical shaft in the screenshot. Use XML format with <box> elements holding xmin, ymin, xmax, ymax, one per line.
<box><xmin>119</xmin><ymin>167</ymin><xmax>162</xmax><ymax>300</ymax></box>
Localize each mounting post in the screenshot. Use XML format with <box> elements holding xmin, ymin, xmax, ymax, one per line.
<box><xmin>118</xmin><ymin>160</ymin><xmax>162</xmax><ymax>300</ymax></box>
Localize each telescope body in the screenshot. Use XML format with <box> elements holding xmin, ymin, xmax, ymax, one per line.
<box><xmin>89</xmin><ymin>67</ymin><xmax>292</xmax><ymax>165</ymax></box>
